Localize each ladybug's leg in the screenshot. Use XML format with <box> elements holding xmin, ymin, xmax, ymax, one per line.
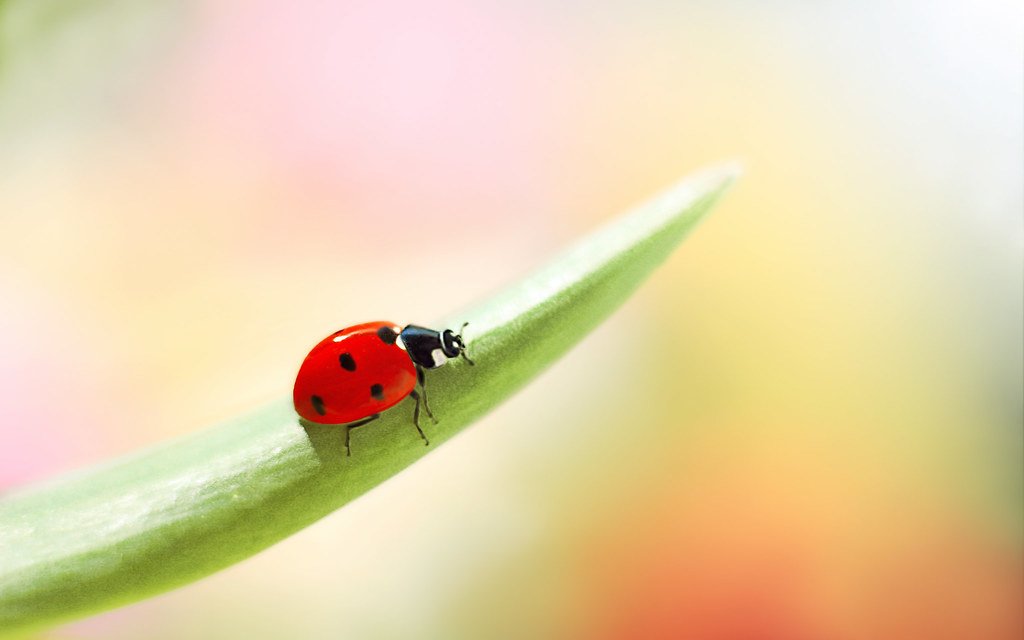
<box><xmin>344</xmin><ymin>413</ymin><xmax>380</xmax><ymax>457</ymax></box>
<box><xmin>408</xmin><ymin>390</ymin><xmax>431</xmax><ymax>447</ymax></box>
<box><xmin>416</xmin><ymin>365</ymin><xmax>438</xmax><ymax>424</ymax></box>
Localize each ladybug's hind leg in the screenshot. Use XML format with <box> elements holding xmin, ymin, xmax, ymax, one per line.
<box><xmin>344</xmin><ymin>413</ymin><xmax>380</xmax><ymax>457</ymax></box>
<box><xmin>416</xmin><ymin>365</ymin><xmax>438</xmax><ymax>424</ymax></box>
<box><xmin>408</xmin><ymin>390</ymin><xmax>431</xmax><ymax>447</ymax></box>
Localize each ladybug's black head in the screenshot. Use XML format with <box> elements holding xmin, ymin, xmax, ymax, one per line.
<box><xmin>400</xmin><ymin>322</ymin><xmax>475</xmax><ymax>369</ymax></box>
<box><xmin>441</xmin><ymin>323</ymin><xmax>474</xmax><ymax>365</ymax></box>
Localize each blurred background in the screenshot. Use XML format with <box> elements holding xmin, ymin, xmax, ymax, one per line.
<box><xmin>1</xmin><ymin>0</ymin><xmax>1021</xmax><ymax>638</ymax></box>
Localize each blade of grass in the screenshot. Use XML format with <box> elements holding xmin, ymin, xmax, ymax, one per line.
<box><xmin>0</xmin><ymin>164</ymin><xmax>738</xmax><ymax>635</ymax></box>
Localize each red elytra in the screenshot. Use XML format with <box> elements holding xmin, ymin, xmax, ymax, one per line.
<box><xmin>293</xmin><ymin>321</ymin><xmax>414</xmax><ymax>424</ymax></box>
<box><xmin>292</xmin><ymin>320</ymin><xmax>473</xmax><ymax>454</ymax></box>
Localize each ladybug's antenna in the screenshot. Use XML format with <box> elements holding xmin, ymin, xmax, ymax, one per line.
<box><xmin>456</xmin><ymin>322</ymin><xmax>475</xmax><ymax>366</ymax></box>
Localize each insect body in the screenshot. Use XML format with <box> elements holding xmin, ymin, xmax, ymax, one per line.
<box><xmin>293</xmin><ymin>321</ymin><xmax>472</xmax><ymax>455</ymax></box>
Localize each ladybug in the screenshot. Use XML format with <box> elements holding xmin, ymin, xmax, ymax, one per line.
<box><xmin>293</xmin><ymin>321</ymin><xmax>473</xmax><ymax>455</ymax></box>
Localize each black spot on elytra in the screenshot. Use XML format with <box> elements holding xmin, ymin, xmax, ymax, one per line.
<box><xmin>376</xmin><ymin>326</ymin><xmax>398</xmax><ymax>345</ymax></box>
<box><xmin>370</xmin><ymin>384</ymin><xmax>385</xmax><ymax>400</ymax></box>
<box><xmin>339</xmin><ymin>352</ymin><xmax>356</xmax><ymax>371</ymax></box>
<box><xmin>311</xmin><ymin>395</ymin><xmax>326</xmax><ymax>416</ymax></box>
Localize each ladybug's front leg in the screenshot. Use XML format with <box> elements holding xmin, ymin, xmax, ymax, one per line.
<box><xmin>408</xmin><ymin>390</ymin><xmax>431</xmax><ymax>447</ymax></box>
<box><xmin>416</xmin><ymin>365</ymin><xmax>438</xmax><ymax>424</ymax></box>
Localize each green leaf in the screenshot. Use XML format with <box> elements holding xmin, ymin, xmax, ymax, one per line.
<box><xmin>0</xmin><ymin>164</ymin><xmax>738</xmax><ymax>636</ymax></box>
